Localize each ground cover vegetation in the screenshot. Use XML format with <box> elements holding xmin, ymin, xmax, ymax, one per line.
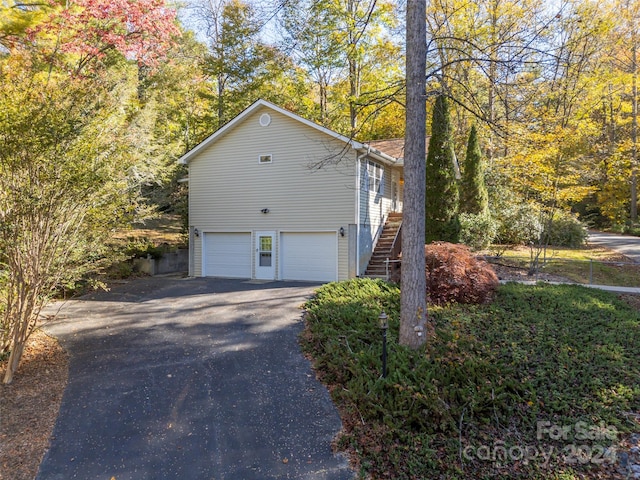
<box><xmin>302</xmin><ymin>279</ymin><xmax>640</xmax><ymax>479</ymax></box>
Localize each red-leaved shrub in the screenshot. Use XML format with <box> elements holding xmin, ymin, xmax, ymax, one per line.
<box><xmin>390</xmin><ymin>242</ymin><xmax>499</xmax><ymax>305</ymax></box>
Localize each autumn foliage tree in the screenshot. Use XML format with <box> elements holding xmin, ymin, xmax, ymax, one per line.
<box><xmin>31</xmin><ymin>0</ymin><xmax>180</xmax><ymax>71</ymax></box>
<box><xmin>194</xmin><ymin>0</ymin><xmax>282</xmax><ymax>128</ymax></box>
<box><xmin>0</xmin><ymin>0</ymin><xmax>179</xmax><ymax>383</ymax></box>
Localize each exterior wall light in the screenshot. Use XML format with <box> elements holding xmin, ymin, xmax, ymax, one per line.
<box><xmin>261</xmin><ymin>208</ymin><xmax>270</xmax><ymax>214</ymax></box>
<box><xmin>194</xmin><ymin>228</ymin><xmax>200</xmax><ymax>237</ymax></box>
<box><xmin>339</xmin><ymin>226</ymin><xmax>345</xmax><ymax>237</ymax></box>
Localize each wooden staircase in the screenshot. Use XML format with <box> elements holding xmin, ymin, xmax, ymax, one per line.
<box><xmin>365</xmin><ymin>213</ymin><xmax>403</xmax><ymax>279</ymax></box>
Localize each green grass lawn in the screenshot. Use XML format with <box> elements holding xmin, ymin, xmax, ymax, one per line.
<box><xmin>302</xmin><ymin>279</ymin><xmax>640</xmax><ymax>479</ymax></box>
<box><xmin>485</xmin><ymin>245</ymin><xmax>640</xmax><ymax>287</ymax></box>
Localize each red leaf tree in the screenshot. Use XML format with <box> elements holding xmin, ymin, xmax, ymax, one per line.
<box><xmin>31</xmin><ymin>0</ymin><xmax>180</xmax><ymax>70</ymax></box>
<box><xmin>392</xmin><ymin>243</ymin><xmax>499</xmax><ymax>305</ymax></box>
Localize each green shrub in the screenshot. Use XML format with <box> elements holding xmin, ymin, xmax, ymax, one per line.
<box><xmin>124</xmin><ymin>239</ymin><xmax>168</xmax><ymax>259</ymax></box>
<box><xmin>458</xmin><ymin>212</ymin><xmax>498</xmax><ymax>250</ymax></box>
<box><xmin>610</xmin><ymin>223</ymin><xmax>626</xmax><ymax>234</ymax></box>
<box><xmin>302</xmin><ymin>279</ymin><xmax>508</xmax><ymax>433</ymax></box>
<box><xmin>460</xmin><ymin>124</ymin><xmax>489</xmax><ymax>216</ymax></box>
<box><xmin>544</xmin><ymin>212</ymin><xmax>587</xmax><ymax>247</ymax></box>
<box><xmin>494</xmin><ymin>202</ymin><xmax>542</xmax><ymax>245</ymax></box>
<box><xmin>425</xmin><ymin>95</ymin><xmax>460</xmax><ymax>243</ymax></box>
<box><xmin>107</xmin><ymin>261</ymin><xmax>134</xmax><ymax>279</ymax></box>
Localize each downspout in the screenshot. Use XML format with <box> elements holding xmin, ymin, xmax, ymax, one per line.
<box><xmin>355</xmin><ymin>147</ymin><xmax>370</xmax><ymax>277</ymax></box>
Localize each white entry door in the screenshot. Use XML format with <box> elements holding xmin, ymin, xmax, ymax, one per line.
<box><xmin>255</xmin><ymin>231</ymin><xmax>276</xmax><ymax>280</ymax></box>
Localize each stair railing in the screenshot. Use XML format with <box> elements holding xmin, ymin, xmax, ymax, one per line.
<box><xmin>385</xmin><ymin>220</ymin><xmax>402</xmax><ymax>280</ymax></box>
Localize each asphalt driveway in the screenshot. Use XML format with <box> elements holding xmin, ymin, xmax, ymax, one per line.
<box><xmin>588</xmin><ymin>230</ymin><xmax>640</xmax><ymax>263</ymax></box>
<box><xmin>37</xmin><ymin>277</ymin><xmax>353</xmax><ymax>480</ymax></box>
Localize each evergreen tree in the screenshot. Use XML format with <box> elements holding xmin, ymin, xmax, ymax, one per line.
<box><xmin>461</xmin><ymin>124</ymin><xmax>489</xmax><ymax>215</ymax></box>
<box><xmin>425</xmin><ymin>95</ymin><xmax>460</xmax><ymax>243</ymax></box>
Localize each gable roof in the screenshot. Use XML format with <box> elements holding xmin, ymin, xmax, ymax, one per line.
<box><xmin>368</xmin><ymin>137</ymin><xmax>461</xmax><ymax>178</ymax></box>
<box><xmin>368</xmin><ymin>138</ymin><xmax>406</xmax><ymax>160</ymax></box>
<box><xmin>178</xmin><ymin>99</ymin><xmax>400</xmax><ymax>166</ymax></box>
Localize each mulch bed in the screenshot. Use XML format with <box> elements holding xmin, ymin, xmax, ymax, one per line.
<box><xmin>0</xmin><ymin>330</ymin><xmax>69</xmax><ymax>480</ymax></box>
<box><xmin>488</xmin><ymin>261</ymin><xmax>577</xmax><ymax>283</ymax></box>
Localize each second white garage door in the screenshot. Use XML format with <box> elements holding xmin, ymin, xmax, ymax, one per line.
<box><xmin>281</xmin><ymin>232</ymin><xmax>337</xmax><ymax>282</ymax></box>
<box><xmin>203</xmin><ymin>232</ymin><xmax>251</xmax><ymax>278</ymax></box>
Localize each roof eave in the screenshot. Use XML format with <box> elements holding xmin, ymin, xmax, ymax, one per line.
<box><xmin>358</xmin><ymin>145</ymin><xmax>401</xmax><ymax>166</ymax></box>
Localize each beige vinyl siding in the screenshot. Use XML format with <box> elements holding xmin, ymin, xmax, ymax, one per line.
<box><xmin>188</xmin><ymin>106</ymin><xmax>356</xmax><ymax>279</ymax></box>
<box><xmin>192</xmin><ymin>230</ymin><xmax>201</xmax><ymax>277</ymax></box>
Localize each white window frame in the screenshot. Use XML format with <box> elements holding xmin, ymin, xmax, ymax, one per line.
<box><xmin>367</xmin><ymin>160</ymin><xmax>383</xmax><ymax>193</ymax></box>
<box><xmin>258</xmin><ymin>154</ymin><xmax>273</xmax><ymax>164</ymax></box>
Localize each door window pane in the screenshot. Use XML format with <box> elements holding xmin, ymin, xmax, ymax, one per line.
<box><xmin>260</xmin><ymin>253</ymin><xmax>272</xmax><ymax>267</ymax></box>
<box><xmin>260</xmin><ymin>236</ymin><xmax>272</xmax><ymax>251</ymax></box>
<box><xmin>259</xmin><ymin>236</ymin><xmax>272</xmax><ymax>267</ymax></box>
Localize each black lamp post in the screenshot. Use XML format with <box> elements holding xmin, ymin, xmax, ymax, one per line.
<box><xmin>378</xmin><ymin>311</ymin><xmax>389</xmax><ymax>378</ymax></box>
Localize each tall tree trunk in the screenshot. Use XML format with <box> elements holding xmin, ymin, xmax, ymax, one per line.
<box><xmin>319</xmin><ymin>76</ymin><xmax>328</xmax><ymax>125</ymax></box>
<box><xmin>349</xmin><ymin>57</ymin><xmax>358</xmax><ymax>133</ymax></box>
<box><xmin>487</xmin><ymin>0</ymin><xmax>499</xmax><ymax>160</ymax></box>
<box><xmin>217</xmin><ymin>73</ymin><xmax>225</xmax><ymax>130</ymax></box>
<box><xmin>400</xmin><ymin>0</ymin><xmax>428</xmax><ymax>349</ymax></box>
<box><xmin>347</xmin><ymin>0</ymin><xmax>359</xmax><ymax>134</ymax></box>
<box><xmin>631</xmin><ymin>42</ymin><xmax>638</xmax><ymax>222</ymax></box>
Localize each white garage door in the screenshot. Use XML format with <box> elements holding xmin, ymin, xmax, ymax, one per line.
<box><xmin>204</xmin><ymin>233</ymin><xmax>251</xmax><ymax>278</ymax></box>
<box><xmin>281</xmin><ymin>232</ymin><xmax>337</xmax><ymax>282</ymax></box>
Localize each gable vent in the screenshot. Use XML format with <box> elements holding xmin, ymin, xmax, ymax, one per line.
<box><xmin>259</xmin><ymin>113</ymin><xmax>271</xmax><ymax>127</ymax></box>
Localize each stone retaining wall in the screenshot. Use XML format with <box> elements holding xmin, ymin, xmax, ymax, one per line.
<box><xmin>133</xmin><ymin>249</ymin><xmax>188</xmax><ymax>276</ymax></box>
